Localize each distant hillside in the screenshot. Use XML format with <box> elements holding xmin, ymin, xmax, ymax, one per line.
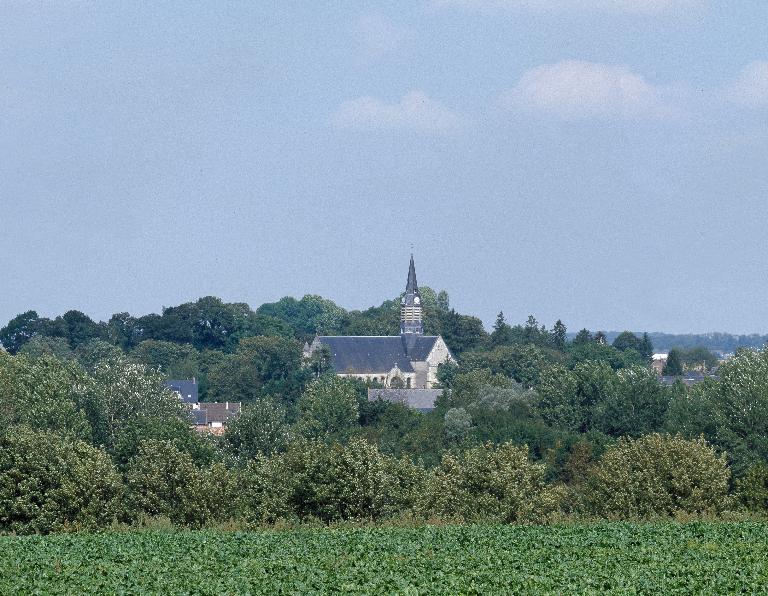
<box><xmin>573</xmin><ymin>332</ymin><xmax>768</xmax><ymax>354</ymax></box>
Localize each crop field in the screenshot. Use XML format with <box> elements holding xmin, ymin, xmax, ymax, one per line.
<box><xmin>1</xmin><ymin>522</ymin><xmax>767</xmax><ymax>594</ymax></box>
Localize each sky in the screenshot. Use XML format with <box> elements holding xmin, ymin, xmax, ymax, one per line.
<box><xmin>1</xmin><ymin>1</ymin><xmax>767</xmax><ymax>334</ymax></box>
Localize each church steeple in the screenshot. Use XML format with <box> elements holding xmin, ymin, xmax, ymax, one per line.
<box><xmin>400</xmin><ymin>254</ymin><xmax>423</xmax><ymax>335</ymax></box>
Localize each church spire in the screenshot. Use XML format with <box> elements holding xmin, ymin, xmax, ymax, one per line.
<box><xmin>400</xmin><ymin>254</ymin><xmax>423</xmax><ymax>335</ymax></box>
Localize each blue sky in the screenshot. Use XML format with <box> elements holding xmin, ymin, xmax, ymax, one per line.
<box><xmin>1</xmin><ymin>1</ymin><xmax>767</xmax><ymax>333</ymax></box>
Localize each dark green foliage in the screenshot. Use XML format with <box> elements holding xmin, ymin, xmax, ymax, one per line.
<box><xmin>223</xmin><ymin>398</ymin><xmax>291</xmax><ymax>459</ymax></box>
<box><xmin>239</xmin><ymin>438</ymin><xmax>423</xmax><ymax>523</ymax></box>
<box><xmin>18</xmin><ymin>336</ymin><xmax>74</xmax><ymax>360</ymax></box>
<box><xmin>0</xmin><ymin>427</ymin><xmax>123</xmax><ymax>533</ymax></box>
<box><xmin>297</xmin><ymin>376</ymin><xmax>360</xmax><ymax>442</ymax></box>
<box><xmin>0</xmin><ymin>353</ymin><xmax>92</xmax><ymax>440</ymax></box>
<box><xmin>612</xmin><ymin>331</ymin><xmax>642</xmax><ymax>353</ymax></box>
<box><xmin>0</xmin><ymin>310</ymin><xmax>43</xmax><ymax>353</ymax></box>
<box><xmin>125</xmin><ymin>439</ymin><xmax>234</xmax><ymax>527</ymax></box>
<box><xmin>490</xmin><ymin>311</ymin><xmax>514</xmax><ymax>346</ymax></box>
<box><xmin>583</xmin><ymin>434</ymin><xmax>731</xmax><ymax>518</ymax></box>
<box><xmin>736</xmin><ymin>463</ymin><xmax>768</xmax><ymax>512</ymax></box>
<box><xmin>663</xmin><ymin>348</ymin><xmax>684</xmax><ymax>375</ymax></box>
<box><xmin>207</xmin><ymin>336</ymin><xmax>304</xmax><ymax>405</ymax></box>
<box><xmin>461</xmin><ymin>344</ymin><xmax>554</xmax><ymax>387</ymax></box>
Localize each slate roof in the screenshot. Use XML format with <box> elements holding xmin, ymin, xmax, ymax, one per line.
<box><xmin>368</xmin><ymin>388</ymin><xmax>442</xmax><ymax>412</ymax></box>
<box><xmin>199</xmin><ymin>402</ymin><xmax>241</xmax><ymax>423</ymax></box>
<box><xmin>166</xmin><ymin>379</ymin><xmax>198</xmax><ymax>404</ymax></box>
<box><xmin>189</xmin><ymin>409</ymin><xmax>207</xmax><ymax>425</ymax></box>
<box><xmin>317</xmin><ymin>335</ymin><xmax>440</xmax><ymax>374</ymax></box>
<box><xmin>404</xmin><ymin>254</ymin><xmax>420</xmax><ymax>302</ymax></box>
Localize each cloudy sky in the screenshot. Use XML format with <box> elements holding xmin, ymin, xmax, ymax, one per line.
<box><xmin>1</xmin><ymin>2</ymin><xmax>767</xmax><ymax>333</ymax></box>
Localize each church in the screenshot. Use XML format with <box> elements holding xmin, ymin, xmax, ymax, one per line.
<box><xmin>304</xmin><ymin>256</ymin><xmax>454</xmax><ymax>389</ymax></box>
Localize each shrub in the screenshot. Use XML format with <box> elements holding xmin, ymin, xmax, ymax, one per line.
<box><xmin>0</xmin><ymin>427</ymin><xmax>123</xmax><ymax>533</ymax></box>
<box><xmin>0</xmin><ymin>353</ymin><xmax>91</xmax><ymax>440</ymax></box>
<box><xmin>418</xmin><ymin>442</ymin><xmax>564</xmax><ymax>523</ymax></box>
<box><xmin>736</xmin><ymin>463</ymin><xmax>768</xmax><ymax>512</ymax></box>
<box><xmin>239</xmin><ymin>438</ymin><xmax>424</xmax><ymax>524</ymax></box>
<box><xmin>583</xmin><ymin>433</ymin><xmax>731</xmax><ymax>518</ymax></box>
<box><xmin>125</xmin><ymin>439</ymin><xmax>235</xmax><ymax>527</ymax></box>
<box><xmin>223</xmin><ymin>398</ymin><xmax>291</xmax><ymax>459</ymax></box>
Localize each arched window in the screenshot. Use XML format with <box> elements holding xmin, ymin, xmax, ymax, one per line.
<box><xmin>406</xmin><ymin>377</ymin><xmax>411</xmax><ymax>388</ymax></box>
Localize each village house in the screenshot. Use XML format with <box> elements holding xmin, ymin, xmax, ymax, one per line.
<box><xmin>166</xmin><ymin>378</ymin><xmax>241</xmax><ymax>434</ymax></box>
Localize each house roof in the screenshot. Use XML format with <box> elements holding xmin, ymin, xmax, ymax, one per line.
<box><xmin>368</xmin><ymin>388</ymin><xmax>442</xmax><ymax>412</ymax></box>
<box><xmin>316</xmin><ymin>335</ymin><xmax>440</xmax><ymax>374</ymax></box>
<box><xmin>189</xmin><ymin>409</ymin><xmax>207</xmax><ymax>425</ymax></box>
<box><xmin>166</xmin><ymin>379</ymin><xmax>198</xmax><ymax>404</ymax></box>
<box><xmin>198</xmin><ymin>402</ymin><xmax>241</xmax><ymax>423</ymax></box>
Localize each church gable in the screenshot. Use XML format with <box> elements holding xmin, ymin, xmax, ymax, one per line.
<box><xmin>307</xmin><ymin>256</ymin><xmax>455</xmax><ymax>391</ymax></box>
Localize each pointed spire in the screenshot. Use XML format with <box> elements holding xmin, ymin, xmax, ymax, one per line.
<box><xmin>400</xmin><ymin>253</ymin><xmax>423</xmax><ymax>336</ymax></box>
<box><xmin>406</xmin><ymin>253</ymin><xmax>418</xmax><ymax>295</ymax></box>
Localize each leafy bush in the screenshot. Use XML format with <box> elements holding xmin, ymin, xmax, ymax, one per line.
<box><xmin>298</xmin><ymin>376</ymin><xmax>360</xmax><ymax>441</ymax></box>
<box><xmin>223</xmin><ymin>398</ymin><xmax>291</xmax><ymax>459</ymax></box>
<box><xmin>418</xmin><ymin>442</ymin><xmax>564</xmax><ymax>523</ymax></box>
<box><xmin>0</xmin><ymin>353</ymin><xmax>91</xmax><ymax>440</ymax></box>
<box><xmin>736</xmin><ymin>463</ymin><xmax>768</xmax><ymax>512</ymax></box>
<box><xmin>125</xmin><ymin>439</ymin><xmax>235</xmax><ymax>527</ymax></box>
<box><xmin>239</xmin><ymin>438</ymin><xmax>424</xmax><ymax>524</ymax></box>
<box><xmin>583</xmin><ymin>433</ymin><xmax>731</xmax><ymax>518</ymax></box>
<box><xmin>0</xmin><ymin>427</ymin><xmax>123</xmax><ymax>533</ymax></box>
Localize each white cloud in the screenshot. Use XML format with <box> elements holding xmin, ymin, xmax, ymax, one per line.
<box><xmin>332</xmin><ymin>90</ymin><xmax>462</xmax><ymax>133</ymax></box>
<box><xmin>724</xmin><ymin>61</ymin><xmax>768</xmax><ymax>108</ymax></box>
<box><xmin>351</xmin><ymin>13</ymin><xmax>414</xmax><ymax>62</ymax></box>
<box><xmin>499</xmin><ymin>61</ymin><xmax>672</xmax><ymax>119</ymax></box>
<box><xmin>430</xmin><ymin>0</ymin><xmax>699</xmax><ymax>14</ymax></box>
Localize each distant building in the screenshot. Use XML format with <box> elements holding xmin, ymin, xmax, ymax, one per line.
<box><xmin>166</xmin><ymin>379</ymin><xmax>199</xmax><ymax>404</ymax></box>
<box><xmin>192</xmin><ymin>402</ymin><xmax>241</xmax><ymax>434</ymax></box>
<box><xmin>368</xmin><ymin>388</ymin><xmax>442</xmax><ymax>412</ymax></box>
<box><xmin>651</xmin><ymin>354</ymin><xmax>668</xmax><ymax>376</ymax></box>
<box><xmin>166</xmin><ymin>378</ymin><xmax>240</xmax><ymax>433</ymax></box>
<box><xmin>304</xmin><ymin>255</ymin><xmax>454</xmax><ymax>390</ymax></box>
<box><xmin>661</xmin><ymin>371</ymin><xmax>719</xmax><ymax>387</ymax></box>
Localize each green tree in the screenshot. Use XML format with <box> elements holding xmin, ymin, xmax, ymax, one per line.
<box><xmin>572</xmin><ymin>328</ymin><xmax>592</xmax><ymax>345</ymax></box>
<box><xmin>207</xmin><ymin>336</ymin><xmax>303</xmax><ymax>404</ymax></box>
<box><xmin>639</xmin><ymin>332</ymin><xmax>654</xmax><ymax>360</ymax></box>
<box><xmin>444</xmin><ymin>407</ymin><xmax>472</xmax><ymax>442</ymax></box>
<box><xmin>0</xmin><ymin>310</ymin><xmax>42</xmax><ymax>353</ymax></box>
<box><xmin>239</xmin><ymin>438</ymin><xmax>423</xmax><ymax>523</ymax></box>
<box><xmin>125</xmin><ymin>439</ymin><xmax>234</xmax><ymax>527</ymax></box>
<box><xmin>592</xmin><ymin>366</ymin><xmax>669</xmax><ymax>438</ymax></box>
<box><xmin>77</xmin><ymin>358</ymin><xmax>205</xmax><ymax>465</ymax></box>
<box><xmin>612</xmin><ymin>331</ymin><xmax>642</xmax><ymax>353</ymax></box>
<box><xmin>490</xmin><ymin>312</ymin><xmax>513</xmax><ymax>347</ymax></box>
<box><xmin>223</xmin><ymin>398</ymin><xmax>291</xmax><ymax>459</ymax></box>
<box><xmin>418</xmin><ymin>442</ymin><xmax>563</xmax><ymax>523</ymax></box>
<box><xmin>298</xmin><ymin>376</ymin><xmax>360</xmax><ymax>441</ymax></box>
<box><xmin>0</xmin><ymin>353</ymin><xmax>91</xmax><ymax>439</ymax></box>
<box><xmin>736</xmin><ymin>463</ymin><xmax>768</xmax><ymax>512</ymax></box>
<box><xmin>130</xmin><ymin>340</ymin><xmax>198</xmax><ymax>376</ymax></box>
<box><xmin>18</xmin><ymin>335</ymin><xmax>74</xmax><ymax>360</ymax></box>
<box><xmin>74</xmin><ymin>339</ymin><xmax>124</xmax><ymax>372</ymax></box>
<box><xmin>663</xmin><ymin>349</ymin><xmax>684</xmax><ymax>376</ymax></box>
<box><xmin>583</xmin><ymin>434</ymin><xmax>731</xmax><ymax>518</ymax></box>
<box><xmin>552</xmin><ymin>320</ymin><xmax>567</xmax><ymax>350</ymax></box>
<box><xmin>691</xmin><ymin>348</ymin><xmax>768</xmax><ymax>473</ymax></box>
<box><xmin>0</xmin><ymin>427</ymin><xmax>124</xmax><ymax>533</ymax></box>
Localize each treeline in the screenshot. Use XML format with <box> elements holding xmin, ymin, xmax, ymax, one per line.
<box><xmin>593</xmin><ymin>331</ymin><xmax>768</xmax><ymax>354</ymax></box>
<box><xmin>2</xmin><ymin>344</ymin><xmax>768</xmax><ymax>534</ymax></box>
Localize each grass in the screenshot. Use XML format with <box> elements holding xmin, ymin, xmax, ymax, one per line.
<box><xmin>1</xmin><ymin>522</ymin><xmax>767</xmax><ymax>594</ymax></box>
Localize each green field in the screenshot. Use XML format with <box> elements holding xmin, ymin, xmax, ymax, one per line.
<box><xmin>1</xmin><ymin>522</ymin><xmax>767</xmax><ymax>594</ymax></box>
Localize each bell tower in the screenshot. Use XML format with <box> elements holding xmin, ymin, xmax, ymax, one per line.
<box><xmin>400</xmin><ymin>254</ymin><xmax>424</xmax><ymax>336</ymax></box>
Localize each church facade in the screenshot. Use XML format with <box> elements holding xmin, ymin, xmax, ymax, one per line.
<box><xmin>303</xmin><ymin>256</ymin><xmax>454</xmax><ymax>389</ymax></box>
